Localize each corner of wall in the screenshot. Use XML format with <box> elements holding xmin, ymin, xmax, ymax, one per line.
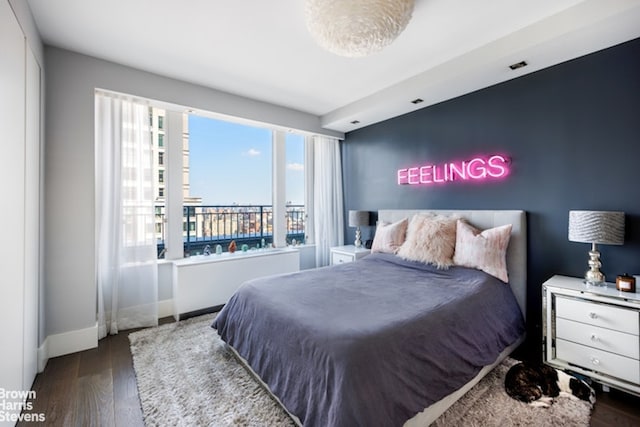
<box><xmin>37</xmin><ymin>338</ymin><xmax>48</xmax><ymax>373</ymax></box>
<box><xmin>43</xmin><ymin>323</ymin><xmax>98</xmax><ymax>362</ymax></box>
<box><xmin>297</xmin><ymin>244</ymin><xmax>317</xmax><ymax>270</ymax></box>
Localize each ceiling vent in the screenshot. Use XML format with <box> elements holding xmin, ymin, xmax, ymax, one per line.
<box><xmin>509</xmin><ymin>61</ymin><xmax>528</xmax><ymax>70</ymax></box>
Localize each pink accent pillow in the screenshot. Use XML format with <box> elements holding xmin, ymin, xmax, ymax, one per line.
<box><xmin>453</xmin><ymin>220</ymin><xmax>512</xmax><ymax>282</ymax></box>
<box><xmin>371</xmin><ymin>218</ymin><xmax>408</xmax><ymax>254</ymax></box>
<box><xmin>397</xmin><ymin>214</ymin><xmax>458</xmax><ymax>269</ymax></box>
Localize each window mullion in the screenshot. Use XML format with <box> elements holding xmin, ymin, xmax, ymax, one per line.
<box><xmin>272</xmin><ymin>130</ymin><xmax>287</xmax><ymax>248</ymax></box>
<box><xmin>165</xmin><ymin>111</ymin><xmax>185</xmax><ymax>259</ymax></box>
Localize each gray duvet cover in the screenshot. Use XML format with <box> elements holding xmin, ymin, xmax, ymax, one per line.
<box><xmin>213</xmin><ymin>253</ymin><xmax>525</xmax><ymax>427</ymax></box>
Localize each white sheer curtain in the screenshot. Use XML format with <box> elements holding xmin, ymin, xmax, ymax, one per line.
<box><xmin>312</xmin><ymin>135</ymin><xmax>344</xmax><ymax>267</ymax></box>
<box><xmin>95</xmin><ymin>93</ymin><xmax>158</xmax><ymax>338</ymax></box>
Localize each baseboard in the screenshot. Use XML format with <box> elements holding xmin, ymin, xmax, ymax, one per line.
<box><xmin>38</xmin><ymin>303</ymin><xmax>173</xmax><ymax>367</ymax></box>
<box><xmin>158</xmin><ymin>299</ymin><xmax>174</xmax><ymax>319</ymax></box>
<box><xmin>46</xmin><ymin>322</ymin><xmax>98</xmax><ymax>360</ymax></box>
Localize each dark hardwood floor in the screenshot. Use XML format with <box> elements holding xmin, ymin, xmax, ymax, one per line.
<box><xmin>19</xmin><ymin>321</ymin><xmax>640</xmax><ymax>426</ymax></box>
<box><xmin>590</xmin><ymin>387</ymin><xmax>640</xmax><ymax>427</ymax></box>
<box><xmin>20</xmin><ymin>329</ymin><xmax>144</xmax><ymax>427</ymax></box>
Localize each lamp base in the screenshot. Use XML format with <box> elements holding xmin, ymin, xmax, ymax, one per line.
<box><xmin>584</xmin><ymin>273</ymin><xmax>606</xmax><ymax>287</ymax></box>
<box><xmin>584</xmin><ymin>245</ymin><xmax>606</xmax><ymax>286</ymax></box>
<box><xmin>354</xmin><ymin>227</ymin><xmax>362</xmax><ymax>248</ymax></box>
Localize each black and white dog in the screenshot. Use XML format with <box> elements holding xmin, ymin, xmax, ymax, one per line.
<box><xmin>505</xmin><ymin>362</ymin><xmax>595</xmax><ymax>407</ymax></box>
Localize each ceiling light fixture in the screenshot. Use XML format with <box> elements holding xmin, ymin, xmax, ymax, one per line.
<box><xmin>305</xmin><ymin>0</ymin><xmax>415</xmax><ymax>58</ymax></box>
<box><xmin>411</xmin><ymin>98</ymin><xmax>424</xmax><ymax>104</ymax></box>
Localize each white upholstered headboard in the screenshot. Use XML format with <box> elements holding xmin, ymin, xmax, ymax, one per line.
<box><xmin>378</xmin><ymin>209</ymin><xmax>527</xmax><ymax>321</ymax></box>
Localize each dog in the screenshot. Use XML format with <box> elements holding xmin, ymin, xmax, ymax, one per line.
<box><xmin>505</xmin><ymin>362</ymin><xmax>595</xmax><ymax>407</ymax></box>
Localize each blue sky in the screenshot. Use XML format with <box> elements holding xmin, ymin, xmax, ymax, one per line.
<box><xmin>188</xmin><ymin>115</ymin><xmax>304</xmax><ymax>206</ymax></box>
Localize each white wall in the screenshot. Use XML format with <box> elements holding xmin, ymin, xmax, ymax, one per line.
<box><xmin>8</xmin><ymin>0</ymin><xmax>44</xmax><ymax>62</ymax></box>
<box><xmin>0</xmin><ymin>2</ymin><xmax>27</xmax><ymax>406</ymax></box>
<box><xmin>44</xmin><ymin>47</ymin><xmax>342</xmax><ymax>355</ymax></box>
<box><xmin>0</xmin><ymin>0</ymin><xmax>44</xmax><ymax>415</ymax></box>
<box><xmin>23</xmin><ymin>41</ymin><xmax>41</xmax><ymax>393</ymax></box>
<box><xmin>7</xmin><ymin>0</ymin><xmax>47</xmax><ymax>364</ymax></box>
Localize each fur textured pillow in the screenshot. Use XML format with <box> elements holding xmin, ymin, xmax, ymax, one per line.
<box><xmin>397</xmin><ymin>214</ymin><xmax>458</xmax><ymax>268</ymax></box>
<box><xmin>371</xmin><ymin>218</ymin><xmax>408</xmax><ymax>254</ymax></box>
<box><xmin>453</xmin><ymin>220</ymin><xmax>512</xmax><ymax>282</ymax></box>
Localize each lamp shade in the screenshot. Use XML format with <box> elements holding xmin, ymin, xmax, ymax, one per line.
<box><xmin>348</xmin><ymin>210</ymin><xmax>370</xmax><ymax>227</ymax></box>
<box><xmin>568</xmin><ymin>210</ymin><xmax>625</xmax><ymax>245</ymax></box>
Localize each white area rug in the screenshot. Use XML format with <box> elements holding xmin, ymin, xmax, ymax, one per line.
<box><xmin>433</xmin><ymin>357</ymin><xmax>592</xmax><ymax>427</ymax></box>
<box><xmin>129</xmin><ymin>314</ymin><xmax>592</xmax><ymax>426</ymax></box>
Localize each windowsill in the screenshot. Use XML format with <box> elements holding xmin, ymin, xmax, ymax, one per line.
<box><xmin>170</xmin><ymin>246</ymin><xmax>300</xmax><ymax>266</ymax></box>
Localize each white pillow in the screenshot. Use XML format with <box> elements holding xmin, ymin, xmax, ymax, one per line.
<box><xmin>397</xmin><ymin>214</ymin><xmax>458</xmax><ymax>269</ymax></box>
<box><xmin>453</xmin><ymin>220</ymin><xmax>512</xmax><ymax>282</ymax></box>
<box><xmin>371</xmin><ymin>218</ymin><xmax>408</xmax><ymax>254</ymax></box>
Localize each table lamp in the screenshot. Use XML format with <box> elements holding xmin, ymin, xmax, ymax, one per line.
<box><xmin>568</xmin><ymin>210</ymin><xmax>625</xmax><ymax>285</ymax></box>
<box><xmin>349</xmin><ymin>210</ymin><xmax>370</xmax><ymax>248</ymax></box>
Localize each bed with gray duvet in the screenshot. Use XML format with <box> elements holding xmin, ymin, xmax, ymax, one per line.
<box><xmin>213</xmin><ymin>251</ymin><xmax>525</xmax><ymax>427</ymax></box>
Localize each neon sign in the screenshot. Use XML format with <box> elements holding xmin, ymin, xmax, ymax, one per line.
<box><xmin>397</xmin><ymin>154</ymin><xmax>510</xmax><ymax>185</ymax></box>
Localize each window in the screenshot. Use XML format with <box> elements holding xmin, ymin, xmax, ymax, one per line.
<box><xmin>184</xmin><ymin>115</ymin><xmax>273</xmax><ymax>253</ymax></box>
<box><xmin>158</xmin><ymin>115</ymin><xmax>164</xmax><ymax>130</ymax></box>
<box><xmin>189</xmin><ymin>115</ymin><xmax>272</xmax><ymax>206</ymax></box>
<box><xmin>152</xmin><ymin>110</ymin><xmax>307</xmax><ymax>258</ymax></box>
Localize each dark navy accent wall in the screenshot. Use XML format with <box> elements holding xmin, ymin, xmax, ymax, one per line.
<box><xmin>341</xmin><ymin>38</ymin><xmax>640</xmax><ymax>355</ymax></box>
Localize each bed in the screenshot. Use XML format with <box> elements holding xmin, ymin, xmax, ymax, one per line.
<box><xmin>213</xmin><ymin>209</ymin><xmax>527</xmax><ymax>426</ymax></box>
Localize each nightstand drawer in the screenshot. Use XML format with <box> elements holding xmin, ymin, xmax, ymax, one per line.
<box><xmin>332</xmin><ymin>253</ymin><xmax>354</xmax><ymax>265</ymax></box>
<box><xmin>556</xmin><ymin>296</ymin><xmax>639</xmax><ymax>335</ymax></box>
<box><xmin>556</xmin><ymin>339</ymin><xmax>640</xmax><ymax>384</ymax></box>
<box><xmin>556</xmin><ymin>317</ymin><xmax>640</xmax><ymax>360</ymax></box>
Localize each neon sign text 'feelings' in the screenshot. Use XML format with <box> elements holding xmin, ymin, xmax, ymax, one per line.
<box><xmin>397</xmin><ymin>155</ymin><xmax>510</xmax><ymax>185</ymax></box>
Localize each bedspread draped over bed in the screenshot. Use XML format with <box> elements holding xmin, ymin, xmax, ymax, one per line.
<box><xmin>213</xmin><ymin>253</ymin><xmax>525</xmax><ymax>427</ymax></box>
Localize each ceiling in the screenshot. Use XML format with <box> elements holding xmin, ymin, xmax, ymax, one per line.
<box><xmin>27</xmin><ymin>0</ymin><xmax>640</xmax><ymax>133</ymax></box>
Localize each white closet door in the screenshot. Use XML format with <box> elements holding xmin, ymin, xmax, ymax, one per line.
<box><xmin>0</xmin><ymin>0</ymin><xmax>27</xmax><ymax>413</ymax></box>
<box><xmin>23</xmin><ymin>44</ymin><xmax>41</xmax><ymax>391</ymax></box>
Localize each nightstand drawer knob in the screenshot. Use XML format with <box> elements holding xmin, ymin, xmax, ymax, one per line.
<box><xmin>589</xmin><ymin>312</ymin><xmax>598</xmax><ymax>319</ymax></box>
<box><xmin>590</xmin><ymin>334</ymin><xmax>599</xmax><ymax>342</ymax></box>
<box><xmin>590</xmin><ymin>357</ymin><xmax>600</xmax><ymax>366</ymax></box>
